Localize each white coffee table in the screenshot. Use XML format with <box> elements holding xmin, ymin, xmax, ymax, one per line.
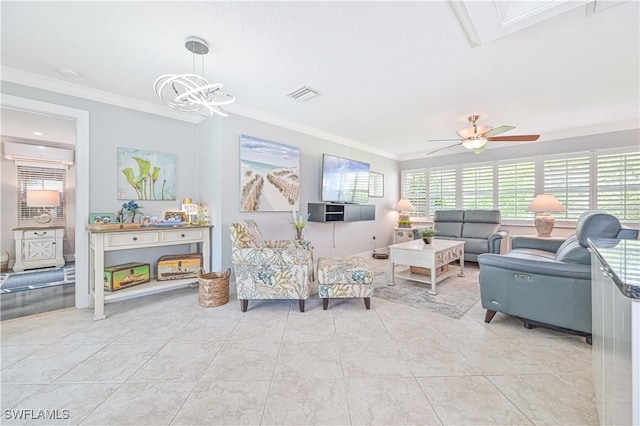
<box><xmin>389</xmin><ymin>239</ymin><xmax>465</xmax><ymax>295</ymax></box>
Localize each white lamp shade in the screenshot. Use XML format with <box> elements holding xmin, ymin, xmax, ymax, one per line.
<box><xmin>396</xmin><ymin>198</ymin><xmax>414</xmax><ymax>211</ymax></box>
<box><xmin>526</xmin><ymin>194</ymin><xmax>566</xmax><ymax>213</ymax></box>
<box><xmin>26</xmin><ymin>190</ymin><xmax>60</xmax><ymax>207</ymax></box>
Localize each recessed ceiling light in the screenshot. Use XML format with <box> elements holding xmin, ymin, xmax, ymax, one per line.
<box><xmin>33</xmin><ymin>131</ymin><xmax>43</xmax><ymax>136</ymax></box>
<box><xmin>57</xmin><ymin>67</ymin><xmax>81</xmax><ymax>77</ymax></box>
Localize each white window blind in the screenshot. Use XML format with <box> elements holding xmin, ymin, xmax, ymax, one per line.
<box><xmin>401</xmin><ymin>170</ymin><xmax>428</xmax><ymax>217</ymax></box>
<box><xmin>462</xmin><ymin>165</ymin><xmax>493</xmax><ymax>209</ymax></box>
<box><xmin>17</xmin><ymin>164</ymin><xmax>66</xmax><ymax>222</ymax></box>
<box><xmin>544</xmin><ymin>156</ymin><xmax>591</xmax><ymax>220</ymax></box>
<box><xmin>498</xmin><ymin>161</ymin><xmax>535</xmax><ymax>219</ymax></box>
<box><xmin>597</xmin><ymin>151</ymin><xmax>640</xmax><ymax>221</ymax></box>
<box><xmin>429</xmin><ymin>168</ymin><xmax>457</xmax><ymax>214</ymax></box>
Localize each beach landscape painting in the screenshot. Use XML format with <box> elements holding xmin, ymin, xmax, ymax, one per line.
<box><xmin>240</xmin><ymin>135</ymin><xmax>300</xmax><ymax>212</ymax></box>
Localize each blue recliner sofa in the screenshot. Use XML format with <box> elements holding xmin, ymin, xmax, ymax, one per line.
<box><xmin>478</xmin><ymin>211</ymin><xmax>638</xmax><ymax>342</ymax></box>
<box><xmin>421</xmin><ymin>210</ymin><xmax>508</xmax><ymax>262</ymax></box>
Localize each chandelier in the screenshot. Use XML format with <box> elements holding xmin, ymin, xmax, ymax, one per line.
<box><xmin>154</xmin><ymin>36</ymin><xmax>235</xmax><ymax>118</ymax></box>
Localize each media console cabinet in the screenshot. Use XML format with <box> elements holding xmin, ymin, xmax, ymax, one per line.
<box><xmin>308</xmin><ymin>202</ymin><xmax>375</xmax><ymax>222</ymax></box>
<box><xmin>88</xmin><ymin>225</ymin><xmax>211</xmax><ymax>320</ymax></box>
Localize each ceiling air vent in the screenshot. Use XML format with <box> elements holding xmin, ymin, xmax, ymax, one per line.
<box><xmin>287</xmin><ymin>86</ymin><xmax>319</xmax><ymax>102</ymax></box>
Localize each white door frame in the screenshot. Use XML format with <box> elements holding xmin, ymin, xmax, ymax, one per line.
<box><xmin>1</xmin><ymin>94</ymin><xmax>91</xmax><ymax>308</ymax></box>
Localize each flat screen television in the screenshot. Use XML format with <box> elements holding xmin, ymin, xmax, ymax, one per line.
<box><xmin>321</xmin><ymin>153</ymin><xmax>370</xmax><ymax>204</ymax></box>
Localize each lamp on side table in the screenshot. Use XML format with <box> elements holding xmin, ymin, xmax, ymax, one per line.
<box><xmin>526</xmin><ymin>194</ymin><xmax>566</xmax><ymax>237</ymax></box>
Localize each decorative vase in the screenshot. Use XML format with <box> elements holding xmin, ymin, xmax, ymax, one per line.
<box><xmin>295</xmin><ymin>229</ymin><xmax>304</xmax><ymax>240</ymax></box>
<box><xmin>422</xmin><ymin>237</ymin><xmax>433</xmax><ymax>244</ymax></box>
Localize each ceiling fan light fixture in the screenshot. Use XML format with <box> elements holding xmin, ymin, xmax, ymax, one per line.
<box><xmin>457</xmin><ymin>124</ymin><xmax>491</xmax><ymax>139</ymax></box>
<box><xmin>154</xmin><ymin>36</ymin><xmax>235</xmax><ymax>118</ymax></box>
<box><xmin>462</xmin><ymin>136</ymin><xmax>487</xmax><ymax>150</ymax></box>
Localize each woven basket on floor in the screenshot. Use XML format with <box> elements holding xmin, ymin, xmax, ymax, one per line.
<box><xmin>198</xmin><ymin>269</ymin><xmax>230</xmax><ymax>307</ymax></box>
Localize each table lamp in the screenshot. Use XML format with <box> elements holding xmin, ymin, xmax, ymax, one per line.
<box><xmin>396</xmin><ymin>198</ymin><xmax>414</xmax><ymax>228</ymax></box>
<box><xmin>26</xmin><ymin>189</ymin><xmax>60</xmax><ymax>224</ymax></box>
<box><xmin>526</xmin><ymin>193</ymin><xmax>566</xmax><ymax>237</ymax></box>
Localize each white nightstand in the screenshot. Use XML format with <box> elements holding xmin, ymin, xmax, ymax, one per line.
<box><xmin>13</xmin><ymin>226</ymin><xmax>65</xmax><ymax>272</ymax></box>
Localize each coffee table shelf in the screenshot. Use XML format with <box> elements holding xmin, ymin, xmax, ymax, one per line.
<box><xmin>389</xmin><ymin>239</ymin><xmax>465</xmax><ymax>295</ymax></box>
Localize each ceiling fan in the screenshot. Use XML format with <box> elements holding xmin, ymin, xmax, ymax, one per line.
<box><xmin>426</xmin><ymin>115</ymin><xmax>540</xmax><ymax>156</ymax></box>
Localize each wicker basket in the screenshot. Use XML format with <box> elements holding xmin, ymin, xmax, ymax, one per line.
<box><xmin>198</xmin><ymin>269</ymin><xmax>230</xmax><ymax>307</ymax></box>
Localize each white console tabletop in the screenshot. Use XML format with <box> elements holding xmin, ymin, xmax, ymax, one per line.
<box><xmin>88</xmin><ymin>225</ymin><xmax>212</xmax><ymax>320</ymax></box>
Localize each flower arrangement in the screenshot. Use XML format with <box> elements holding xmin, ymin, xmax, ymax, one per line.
<box><xmin>290</xmin><ymin>211</ymin><xmax>311</xmax><ymax>239</ymax></box>
<box><xmin>118</xmin><ymin>200</ymin><xmax>144</xmax><ymax>223</ymax></box>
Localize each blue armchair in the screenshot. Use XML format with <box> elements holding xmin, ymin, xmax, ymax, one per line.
<box><xmin>478</xmin><ymin>211</ymin><xmax>638</xmax><ymax>340</ymax></box>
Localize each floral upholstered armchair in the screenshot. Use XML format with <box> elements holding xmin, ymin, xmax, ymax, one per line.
<box><xmin>229</xmin><ymin>220</ymin><xmax>313</xmax><ymax>312</ymax></box>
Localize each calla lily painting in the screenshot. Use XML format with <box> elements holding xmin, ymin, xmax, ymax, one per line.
<box><xmin>117</xmin><ymin>147</ymin><xmax>176</xmax><ymax>200</ymax></box>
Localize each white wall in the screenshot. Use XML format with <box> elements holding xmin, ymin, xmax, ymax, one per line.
<box><xmin>209</xmin><ymin>114</ymin><xmax>400</xmax><ymax>292</ymax></box>
<box><xmin>0</xmin><ymin>81</ymin><xmax>200</xmax><ymax>274</ymax></box>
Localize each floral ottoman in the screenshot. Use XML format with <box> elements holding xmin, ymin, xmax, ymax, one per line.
<box><xmin>317</xmin><ymin>256</ymin><xmax>373</xmax><ymax>310</ymax></box>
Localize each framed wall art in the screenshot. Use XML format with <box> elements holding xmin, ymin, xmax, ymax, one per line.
<box><xmin>369</xmin><ymin>172</ymin><xmax>384</xmax><ymax>197</ymax></box>
<box><xmin>239</xmin><ymin>134</ymin><xmax>300</xmax><ymax>212</ymax></box>
<box><xmin>117</xmin><ymin>147</ymin><xmax>176</xmax><ymax>201</ymax></box>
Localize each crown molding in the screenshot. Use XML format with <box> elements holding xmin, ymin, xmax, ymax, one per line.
<box><xmin>1</xmin><ymin>66</ymin><xmax>201</xmax><ymax>123</ymax></box>
<box><xmin>225</xmin><ymin>104</ymin><xmax>399</xmax><ymax>160</ymax></box>
<box><xmin>1</xmin><ymin>66</ymin><xmax>399</xmax><ymax>160</ymax></box>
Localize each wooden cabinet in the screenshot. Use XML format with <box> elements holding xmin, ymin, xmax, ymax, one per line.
<box><xmin>13</xmin><ymin>227</ymin><xmax>65</xmax><ymax>272</ymax></box>
<box><xmin>88</xmin><ymin>225</ymin><xmax>211</xmax><ymax>320</ymax></box>
<box><xmin>308</xmin><ymin>202</ymin><xmax>375</xmax><ymax>223</ymax></box>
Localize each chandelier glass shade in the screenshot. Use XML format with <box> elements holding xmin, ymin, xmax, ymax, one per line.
<box><xmin>461</xmin><ymin>136</ymin><xmax>488</xmax><ymax>150</ymax></box>
<box><xmin>154</xmin><ymin>37</ymin><xmax>235</xmax><ymax>118</ymax></box>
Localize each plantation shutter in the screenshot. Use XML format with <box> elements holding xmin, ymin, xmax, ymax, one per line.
<box><xmin>462</xmin><ymin>165</ymin><xmax>493</xmax><ymax>209</ymax></box>
<box><xmin>429</xmin><ymin>167</ymin><xmax>457</xmax><ymax>214</ymax></box>
<box><xmin>596</xmin><ymin>152</ymin><xmax>640</xmax><ymax>221</ymax></box>
<box><xmin>401</xmin><ymin>170</ymin><xmax>427</xmax><ymax>218</ymax></box>
<box><xmin>17</xmin><ymin>163</ymin><xmax>66</xmax><ymax>222</ymax></box>
<box><xmin>544</xmin><ymin>156</ymin><xmax>591</xmax><ymax>220</ymax></box>
<box><xmin>498</xmin><ymin>161</ymin><xmax>535</xmax><ymax>219</ymax></box>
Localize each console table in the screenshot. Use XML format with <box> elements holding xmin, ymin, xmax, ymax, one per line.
<box><xmin>88</xmin><ymin>225</ymin><xmax>212</xmax><ymax>320</ymax></box>
<box><xmin>13</xmin><ymin>226</ymin><xmax>65</xmax><ymax>272</ymax></box>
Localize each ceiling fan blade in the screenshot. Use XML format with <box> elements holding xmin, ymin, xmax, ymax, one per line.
<box><xmin>426</xmin><ymin>142</ymin><xmax>462</xmax><ymax>156</ymax></box>
<box><xmin>427</xmin><ymin>138</ymin><xmax>462</xmax><ymax>142</ymax></box>
<box><xmin>483</xmin><ymin>125</ymin><xmax>515</xmax><ymax>137</ymax></box>
<box><xmin>487</xmin><ymin>135</ymin><xmax>540</xmax><ymax>142</ymax></box>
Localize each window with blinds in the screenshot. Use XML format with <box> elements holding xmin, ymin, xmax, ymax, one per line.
<box><xmin>544</xmin><ymin>156</ymin><xmax>591</xmax><ymax>220</ymax></box>
<box><xmin>401</xmin><ymin>170</ymin><xmax>428</xmax><ymax>217</ymax></box>
<box><xmin>497</xmin><ymin>161</ymin><xmax>535</xmax><ymax>219</ymax></box>
<box><xmin>17</xmin><ymin>164</ymin><xmax>66</xmax><ymax>222</ymax></box>
<box><xmin>429</xmin><ymin>168</ymin><xmax>457</xmax><ymax>214</ymax></box>
<box><xmin>462</xmin><ymin>165</ymin><xmax>493</xmax><ymax>209</ymax></box>
<box><xmin>596</xmin><ymin>152</ymin><xmax>640</xmax><ymax>221</ymax></box>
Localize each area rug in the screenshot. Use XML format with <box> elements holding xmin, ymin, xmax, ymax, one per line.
<box><xmin>363</xmin><ymin>254</ymin><xmax>480</xmax><ymax>319</ymax></box>
<box><xmin>0</xmin><ymin>264</ymin><xmax>75</xmax><ymax>294</ymax></box>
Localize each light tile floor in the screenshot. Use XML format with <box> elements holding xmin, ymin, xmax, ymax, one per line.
<box><xmin>1</xmin><ymin>287</ymin><xmax>598</xmax><ymax>425</ymax></box>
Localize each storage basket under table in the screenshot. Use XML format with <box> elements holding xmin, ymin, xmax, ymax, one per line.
<box><xmin>198</xmin><ymin>269</ymin><xmax>230</xmax><ymax>307</ymax></box>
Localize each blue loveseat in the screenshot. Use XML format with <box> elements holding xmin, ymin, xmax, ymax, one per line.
<box><xmin>478</xmin><ymin>211</ymin><xmax>638</xmax><ymax>340</ymax></box>
<box><xmin>425</xmin><ymin>210</ymin><xmax>508</xmax><ymax>262</ymax></box>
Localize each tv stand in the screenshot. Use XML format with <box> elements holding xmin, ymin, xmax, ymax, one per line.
<box><xmin>308</xmin><ymin>202</ymin><xmax>375</xmax><ymax>222</ymax></box>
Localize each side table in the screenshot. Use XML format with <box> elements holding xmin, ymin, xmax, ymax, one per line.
<box><xmin>13</xmin><ymin>226</ymin><xmax>65</xmax><ymax>271</ymax></box>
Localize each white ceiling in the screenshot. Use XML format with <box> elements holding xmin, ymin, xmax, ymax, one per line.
<box><xmin>1</xmin><ymin>1</ymin><xmax>638</xmax><ymax>160</ymax></box>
